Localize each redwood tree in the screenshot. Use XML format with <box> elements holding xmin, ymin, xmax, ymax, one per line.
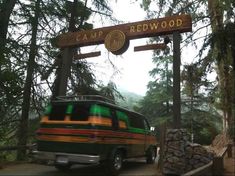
<box><xmin>17</xmin><ymin>0</ymin><xmax>41</xmax><ymax>160</ymax></box>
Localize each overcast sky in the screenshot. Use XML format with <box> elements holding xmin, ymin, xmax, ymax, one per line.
<box><xmin>83</xmin><ymin>0</ymin><xmax>208</xmax><ymax>96</ymax></box>
<box><xmin>83</xmin><ymin>1</ymin><xmax>154</xmax><ymax>96</ymax></box>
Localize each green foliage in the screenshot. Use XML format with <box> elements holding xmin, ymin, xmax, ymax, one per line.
<box><xmin>140</xmin><ymin>0</ymin><xmax>235</xmax><ymax>142</ymax></box>
<box><xmin>181</xmin><ymin>64</ymin><xmax>204</xmax><ymax>97</ymax></box>
<box><xmin>99</xmin><ymin>81</ymin><xmax>123</xmax><ymax>102</ymax></box>
<box><xmin>135</xmin><ymin>54</ymin><xmax>173</xmax><ymax>131</ymax></box>
<box><xmin>182</xmin><ymin>109</ymin><xmax>222</xmax><ymax>145</ymax></box>
<box><xmin>28</xmin><ymin>117</ymin><xmax>41</xmax><ymax>143</ymax></box>
<box><xmin>66</xmin><ymin>1</ymin><xmax>91</xmax><ymax>20</ymax></box>
<box><xmin>92</xmin><ymin>0</ymin><xmax>112</xmax><ymax>13</ymax></box>
<box><xmin>0</xmin><ymin>0</ymin><xmax>114</xmax><ymax>161</ymax></box>
<box><xmin>70</xmin><ymin>60</ymin><xmax>98</xmax><ymax>95</ymax></box>
<box><xmin>140</xmin><ymin>0</ymin><xmax>152</xmax><ymax>11</ymax></box>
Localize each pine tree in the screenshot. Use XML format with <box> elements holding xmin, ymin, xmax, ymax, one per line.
<box><xmin>140</xmin><ymin>0</ymin><xmax>235</xmax><ymax>134</ymax></box>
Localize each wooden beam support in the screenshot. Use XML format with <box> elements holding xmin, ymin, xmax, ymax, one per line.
<box><xmin>134</xmin><ymin>43</ymin><xmax>167</xmax><ymax>52</ymax></box>
<box><xmin>74</xmin><ymin>51</ymin><xmax>101</xmax><ymax>60</ymax></box>
<box><xmin>173</xmin><ymin>31</ymin><xmax>181</xmax><ymax>128</ymax></box>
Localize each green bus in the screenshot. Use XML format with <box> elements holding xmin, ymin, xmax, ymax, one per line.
<box><xmin>33</xmin><ymin>95</ymin><xmax>157</xmax><ymax>176</ymax></box>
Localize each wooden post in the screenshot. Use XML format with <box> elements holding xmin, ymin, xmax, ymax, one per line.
<box><xmin>227</xmin><ymin>143</ymin><xmax>233</xmax><ymax>158</ymax></box>
<box><xmin>173</xmin><ymin>31</ymin><xmax>181</xmax><ymax>128</ymax></box>
<box><xmin>158</xmin><ymin>123</ymin><xmax>167</xmax><ymax>171</ymax></box>
<box><xmin>58</xmin><ymin>48</ymin><xmax>74</xmax><ymax>96</ymax></box>
<box><xmin>212</xmin><ymin>157</ymin><xmax>224</xmax><ymax>176</ymax></box>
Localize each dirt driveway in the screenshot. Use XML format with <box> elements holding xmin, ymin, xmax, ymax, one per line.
<box><xmin>0</xmin><ymin>159</ymin><xmax>162</xmax><ymax>176</ymax></box>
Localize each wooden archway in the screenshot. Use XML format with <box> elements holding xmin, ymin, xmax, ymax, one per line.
<box><xmin>54</xmin><ymin>14</ymin><xmax>192</xmax><ymax>128</ymax></box>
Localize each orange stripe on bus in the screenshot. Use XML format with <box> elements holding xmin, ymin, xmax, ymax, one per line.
<box><xmin>37</xmin><ymin>135</ymin><xmax>146</xmax><ymax>145</ymax></box>
<box><xmin>40</xmin><ymin>116</ymin><xmax>127</xmax><ymax>128</ymax></box>
<box><xmin>37</xmin><ymin>128</ymin><xmax>147</xmax><ymax>141</ymax></box>
<box><xmin>38</xmin><ymin>135</ymin><xmax>90</xmax><ymax>143</ymax></box>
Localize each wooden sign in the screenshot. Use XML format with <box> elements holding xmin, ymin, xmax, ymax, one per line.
<box><xmin>104</xmin><ymin>30</ymin><xmax>129</xmax><ymax>55</ymax></box>
<box><xmin>56</xmin><ymin>14</ymin><xmax>192</xmax><ymax>51</ymax></box>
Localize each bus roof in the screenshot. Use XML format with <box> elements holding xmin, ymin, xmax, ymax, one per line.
<box><xmin>51</xmin><ymin>95</ymin><xmax>146</xmax><ymax>119</ymax></box>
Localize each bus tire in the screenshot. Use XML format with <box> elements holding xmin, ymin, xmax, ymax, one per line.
<box><xmin>106</xmin><ymin>150</ymin><xmax>123</xmax><ymax>176</ymax></box>
<box><xmin>146</xmin><ymin>147</ymin><xmax>156</xmax><ymax>164</ymax></box>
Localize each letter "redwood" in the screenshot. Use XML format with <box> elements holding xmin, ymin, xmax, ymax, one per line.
<box><xmin>176</xmin><ymin>19</ymin><xmax>183</xmax><ymax>26</ymax></box>
<box><xmin>169</xmin><ymin>20</ymin><xmax>175</xmax><ymax>27</ymax></box>
<box><xmin>149</xmin><ymin>22</ymin><xmax>159</xmax><ymax>30</ymax></box>
<box><xmin>143</xmin><ymin>24</ymin><xmax>148</xmax><ymax>31</ymax></box>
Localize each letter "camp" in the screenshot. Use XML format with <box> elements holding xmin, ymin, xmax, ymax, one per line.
<box><xmin>76</xmin><ymin>31</ymin><xmax>104</xmax><ymax>42</ymax></box>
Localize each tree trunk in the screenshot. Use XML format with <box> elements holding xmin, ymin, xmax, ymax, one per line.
<box><xmin>0</xmin><ymin>0</ymin><xmax>17</xmax><ymax>69</ymax></box>
<box><xmin>233</xmin><ymin>39</ymin><xmax>235</xmax><ymax>132</ymax></box>
<box><xmin>52</xmin><ymin>0</ymin><xmax>78</xmax><ymax>98</ymax></box>
<box><xmin>166</xmin><ymin>59</ymin><xmax>170</xmax><ymax>114</ymax></box>
<box><xmin>233</xmin><ymin>56</ymin><xmax>235</xmax><ymax>141</ymax></box>
<box><xmin>208</xmin><ymin>0</ymin><xmax>233</xmax><ymax>133</ymax></box>
<box><xmin>17</xmin><ymin>0</ymin><xmax>40</xmax><ymax>160</ymax></box>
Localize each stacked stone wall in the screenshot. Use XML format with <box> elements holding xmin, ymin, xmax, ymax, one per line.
<box><xmin>162</xmin><ymin>129</ymin><xmax>214</xmax><ymax>175</ymax></box>
<box><xmin>185</xmin><ymin>143</ymin><xmax>214</xmax><ymax>172</ymax></box>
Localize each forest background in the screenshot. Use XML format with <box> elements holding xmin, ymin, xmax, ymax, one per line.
<box><xmin>0</xmin><ymin>0</ymin><xmax>234</xmax><ymax>161</ymax></box>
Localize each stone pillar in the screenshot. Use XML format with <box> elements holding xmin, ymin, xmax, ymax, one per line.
<box><xmin>162</xmin><ymin>129</ymin><xmax>189</xmax><ymax>175</ymax></box>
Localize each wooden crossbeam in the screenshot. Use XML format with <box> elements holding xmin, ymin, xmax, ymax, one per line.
<box><xmin>134</xmin><ymin>43</ymin><xmax>167</xmax><ymax>52</ymax></box>
<box><xmin>56</xmin><ymin>14</ymin><xmax>192</xmax><ymax>48</ymax></box>
<box><xmin>73</xmin><ymin>51</ymin><xmax>101</xmax><ymax>60</ymax></box>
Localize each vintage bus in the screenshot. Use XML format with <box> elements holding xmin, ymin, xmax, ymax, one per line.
<box><xmin>33</xmin><ymin>95</ymin><xmax>157</xmax><ymax>175</ymax></box>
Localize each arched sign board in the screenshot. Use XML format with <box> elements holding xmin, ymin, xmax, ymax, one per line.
<box><xmin>55</xmin><ymin>14</ymin><xmax>192</xmax><ymax>54</ymax></box>
<box><xmin>55</xmin><ymin>14</ymin><xmax>192</xmax><ymax>128</ymax></box>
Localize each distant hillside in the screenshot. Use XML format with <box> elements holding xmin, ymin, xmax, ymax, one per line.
<box><xmin>116</xmin><ymin>89</ymin><xmax>143</xmax><ymax>110</ymax></box>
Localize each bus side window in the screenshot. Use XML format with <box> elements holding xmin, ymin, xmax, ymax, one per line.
<box><xmin>49</xmin><ymin>104</ymin><xmax>67</xmax><ymax>121</ymax></box>
<box><xmin>116</xmin><ymin>111</ymin><xmax>129</xmax><ymax>129</ymax></box>
<box><xmin>129</xmin><ymin>114</ymin><xmax>145</xmax><ymax>129</ymax></box>
<box><xmin>70</xmin><ymin>104</ymin><xmax>90</xmax><ymax>121</ymax></box>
